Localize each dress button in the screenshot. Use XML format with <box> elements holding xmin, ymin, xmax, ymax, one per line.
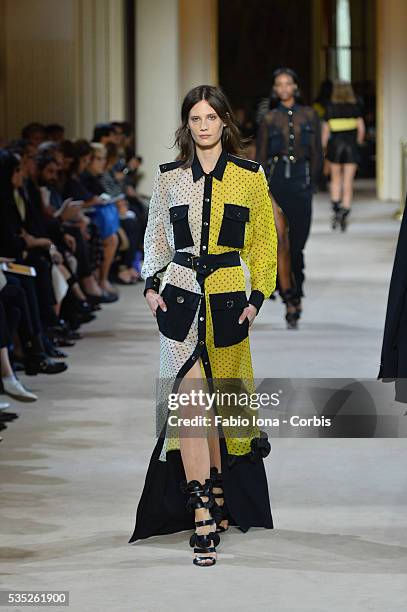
<box><xmin>289</xmin><ymin>134</ymin><xmax>294</xmax><ymax>139</ymax></box>
<box><xmin>204</xmin><ymin>221</ymin><xmax>209</xmax><ymax>226</ymax></box>
<box><xmin>252</xmin><ymin>163</ymin><xmax>257</xmax><ymax>169</ymax></box>
<box><xmin>177</xmin><ymin>296</ymin><xmax>184</xmax><ymax>303</ymax></box>
<box><xmin>237</xmin><ymin>211</ymin><xmax>241</xmax><ymax>217</ymax></box>
<box><xmin>289</xmin><ymin>155</ymin><xmax>295</xmax><ymax>161</ymax></box>
<box><xmin>202</xmin><ymin>245</ymin><xmax>207</xmax><ymax>250</ymax></box>
<box><xmin>226</xmin><ymin>300</ymin><xmax>234</xmax><ymax>308</ymax></box>
<box><xmin>199</xmin><ymin>316</ymin><xmax>204</xmax><ymax>321</ymax></box>
<box><xmin>162</xmin><ymin>165</ymin><xmax>167</xmax><ymax>169</ymax></box>
<box><xmin>199</xmin><ymin>340</ymin><xmax>204</xmax><ymax>345</ymax></box>
<box><xmin>205</xmin><ymin>197</ymin><xmax>210</xmax><ymax>202</ymax></box>
<box><xmin>191</xmin><ymin>356</ymin><xmax>196</xmax><ymax>360</ymax></box>
<box><xmin>288</xmin><ymin>110</ymin><xmax>293</xmax><ymax>115</ymax></box>
<box><xmin>204</xmin><ymin>361</ymin><xmax>208</xmax><ymax>366</ymax></box>
<box><xmin>289</xmin><ymin>122</ymin><xmax>293</xmax><ymax>127</ymax></box>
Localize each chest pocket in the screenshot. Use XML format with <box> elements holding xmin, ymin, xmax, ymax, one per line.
<box><xmin>217</xmin><ymin>203</ymin><xmax>250</xmax><ymax>249</ymax></box>
<box><xmin>156</xmin><ymin>283</ymin><xmax>201</xmax><ymax>342</ymax></box>
<box><xmin>300</xmin><ymin>123</ymin><xmax>314</xmax><ymax>148</ymax></box>
<box><xmin>268</xmin><ymin>128</ymin><xmax>284</xmax><ymax>156</ymax></box>
<box><xmin>169</xmin><ymin>204</ymin><xmax>194</xmax><ymax>250</ymax></box>
<box><xmin>209</xmin><ymin>290</ymin><xmax>249</xmax><ymax>347</ymax></box>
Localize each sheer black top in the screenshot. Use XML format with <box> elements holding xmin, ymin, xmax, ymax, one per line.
<box><xmin>256</xmin><ymin>102</ymin><xmax>323</xmax><ymax>185</ymax></box>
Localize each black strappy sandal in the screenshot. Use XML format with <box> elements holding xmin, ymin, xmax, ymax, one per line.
<box><xmin>181</xmin><ymin>479</ymin><xmax>220</xmax><ymax>567</ymax></box>
<box><xmin>210</xmin><ymin>467</ymin><xmax>230</xmax><ymax>533</ymax></box>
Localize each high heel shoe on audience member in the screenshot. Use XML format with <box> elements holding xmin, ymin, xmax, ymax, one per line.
<box><xmin>181</xmin><ymin>478</ymin><xmax>220</xmax><ymax>567</ymax></box>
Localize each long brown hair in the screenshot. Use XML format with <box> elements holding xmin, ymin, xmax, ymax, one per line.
<box><xmin>174</xmin><ymin>85</ymin><xmax>246</xmax><ymax>167</ymax></box>
<box><xmin>331</xmin><ymin>80</ymin><xmax>357</xmax><ymax>104</ymax></box>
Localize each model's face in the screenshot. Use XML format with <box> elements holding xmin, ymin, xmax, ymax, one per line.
<box><xmin>273</xmin><ymin>74</ymin><xmax>297</xmax><ymax>102</ymax></box>
<box><xmin>188</xmin><ymin>100</ymin><xmax>226</xmax><ymax>148</ymax></box>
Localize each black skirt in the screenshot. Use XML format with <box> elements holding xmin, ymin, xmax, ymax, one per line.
<box><xmin>128</xmin><ymin>432</ymin><xmax>273</xmax><ymax>542</ymax></box>
<box><xmin>326</xmin><ymin>130</ymin><xmax>359</xmax><ymax>164</ymax></box>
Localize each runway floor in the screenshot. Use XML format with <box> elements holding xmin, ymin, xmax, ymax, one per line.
<box><xmin>1</xmin><ymin>180</ymin><xmax>406</xmax><ymax>611</ymax></box>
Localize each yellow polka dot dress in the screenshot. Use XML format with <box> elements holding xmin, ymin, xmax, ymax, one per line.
<box><xmin>129</xmin><ymin>149</ymin><xmax>277</xmax><ymax>542</ymax></box>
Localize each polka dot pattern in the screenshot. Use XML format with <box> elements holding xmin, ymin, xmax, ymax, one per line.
<box><xmin>141</xmin><ymin>158</ymin><xmax>278</xmax><ymax>460</ymax></box>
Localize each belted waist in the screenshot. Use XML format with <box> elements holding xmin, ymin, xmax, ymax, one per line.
<box><xmin>172</xmin><ymin>250</ymin><xmax>241</xmax><ymax>278</ymax></box>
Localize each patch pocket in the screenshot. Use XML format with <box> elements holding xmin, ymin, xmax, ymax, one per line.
<box><xmin>269</xmin><ymin>129</ymin><xmax>284</xmax><ymax>156</ymax></box>
<box><xmin>300</xmin><ymin>123</ymin><xmax>314</xmax><ymax>147</ymax></box>
<box><xmin>209</xmin><ymin>290</ymin><xmax>249</xmax><ymax>347</ymax></box>
<box><xmin>169</xmin><ymin>204</ymin><xmax>194</xmax><ymax>250</ymax></box>
<box><xmin>217</xmin><ymin>203</ymin><xmax>250</xmax><ymax>249</ymax></box>
<box><xmin>156</xmin><ymin>283</ymin><xmax>201</xmax><ymax>342</ymax></box>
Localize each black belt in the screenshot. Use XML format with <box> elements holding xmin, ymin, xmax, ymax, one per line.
<box><xmin>172</xmin><ymin>250</ymin><xmax>240</xmax><ymax>284</ymax></box>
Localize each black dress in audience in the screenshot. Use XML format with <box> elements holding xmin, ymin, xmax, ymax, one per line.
<box><xmin>0</xmin><ymin>171</ymin><xmax>58</xmax><ymax>328</ymax></box>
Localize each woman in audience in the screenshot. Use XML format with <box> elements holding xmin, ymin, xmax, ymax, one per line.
<box><xmin>62</xmin><ymin>140</ymin><xmax>119</xmax><ymax>301</ymax></box>
<box><xmin>0</xmin><ymin>292</ymin><xmax>38</xmax><ymax>400</ymax></box>
<box><xmin>81</xmin><ymin>143</ymin><xmax>140</xmax><ymax>284</ymax></box>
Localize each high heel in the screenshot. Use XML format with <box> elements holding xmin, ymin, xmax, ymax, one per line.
<box><xmin>281</xmin><ymin>289</ymin><xmax>299</xmax><ymax>330</ymax></box>
<box><xmin>181</xmin><ymin>478</ymin><xmax>219</xmax><ymax>567</ymax></box>
<box><xmin>210</xmin><ymin>467</ymin><xmax>230</xmax><ymax>533</ymax></box>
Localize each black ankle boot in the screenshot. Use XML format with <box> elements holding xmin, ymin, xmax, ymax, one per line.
<box><xmin>331</xmin><ymin>200</ymin><xmax>342</xmax><ymax>230</ymax></box>
<box><xmin>339</xmin><ymin>207</ymin><xmax>350</xmax><ymax>231</ymax></box>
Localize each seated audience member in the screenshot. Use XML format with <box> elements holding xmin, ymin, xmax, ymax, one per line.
<box><xmin>62</xmin><ymin>140</ymin><xmax>119</xmax><ymax>301</ymax></box>
<box><xmin>0</xmin><ymin>151</ymin><xmax>68</xmax><ymax>374</ymax></box>
<box><xmin>92</xmin><ymin>123</ymin><xmax>116</xmax><ymax>146</ymax></box>
<box><xmin>44</xmin><ymin>124</ymin><xmax>65</xmax><ymax>143</ymax></box>
<box><xmin>21</xmin><ymin>123</ymin><xmax>46</xmax><ymax>149</ymax></box>
<box><xmin>81</xmin><ymin>143</ymin><xmax>141</xmax><ymax>284</ymax></box>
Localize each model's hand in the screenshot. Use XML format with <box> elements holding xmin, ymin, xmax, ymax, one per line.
<box><xmin>239</xmin><ymin>304</ymin><xmax>257</xmax><ymax>327</ymax></box>
<box><xmin>146</xmin><ymin>289</ymin><xmax>167</xmax><ymax>317</ymax></box>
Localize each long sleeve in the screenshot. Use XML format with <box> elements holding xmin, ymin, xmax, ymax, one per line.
<box><xmin>241</xmin><ymin>166</ymin><xmax>277</xmax><ymax>313</ymax></box>
<box><xmin>141</xmin><ymin>166</ymin><xmax>174</xmax><ymax>296</ymax></box>
<box><xmin>256</xmin><ymin>116</ymin><xmax>270</xmax><ymax>173</ymax></box>
<box><xmin>310</xmin><ymin>109</ymin><xmax>323</xmax><ymax>186</ymax></box>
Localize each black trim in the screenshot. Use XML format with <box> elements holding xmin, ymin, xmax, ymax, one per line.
<box><xmin>191</xmin><ymin>149</ymin><xmax>228</xmax><ymax>182</ymax></box>
<box><xmin>169</xmin><ymin>204</ymin><xmax>194</xmax><ymax>249</ymax></box>
<box><xmin>209</xmin><ymin>290</ymin><xmax>250</xmax><ymax>348</ymax></box>
<box><xmin>159</xmin><ymin>160</ymin><xmax>184</xmax><ymax>173</ymax></box>
<box><xmin>248</xmin><ymin>290</ymin><xmax>265</xmax><ymax>313</ymax></box>
<box><xmin>217</xmin><ymin>203</ymin><xmax>250</xmax><ymax>248</ymax></box>
<box><xmin>227</xmin><ymin>154</ymin><xmax>260</xmax><ymax>173</ymax></box>
<box><xmin>156</xmin><ymin>284</ymin><xmax>202</xmax><ymax>342</ymax></box>
<box><xmin>144</xmin><ymin>275</ymin><xmax>160</xmax><ymax>296</ymax></box>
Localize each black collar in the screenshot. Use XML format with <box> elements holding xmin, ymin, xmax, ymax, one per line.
<box><xmin>191</xmin><ymin>148</ymin><xmax>228</xmax><ymax>182</ymax></box>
